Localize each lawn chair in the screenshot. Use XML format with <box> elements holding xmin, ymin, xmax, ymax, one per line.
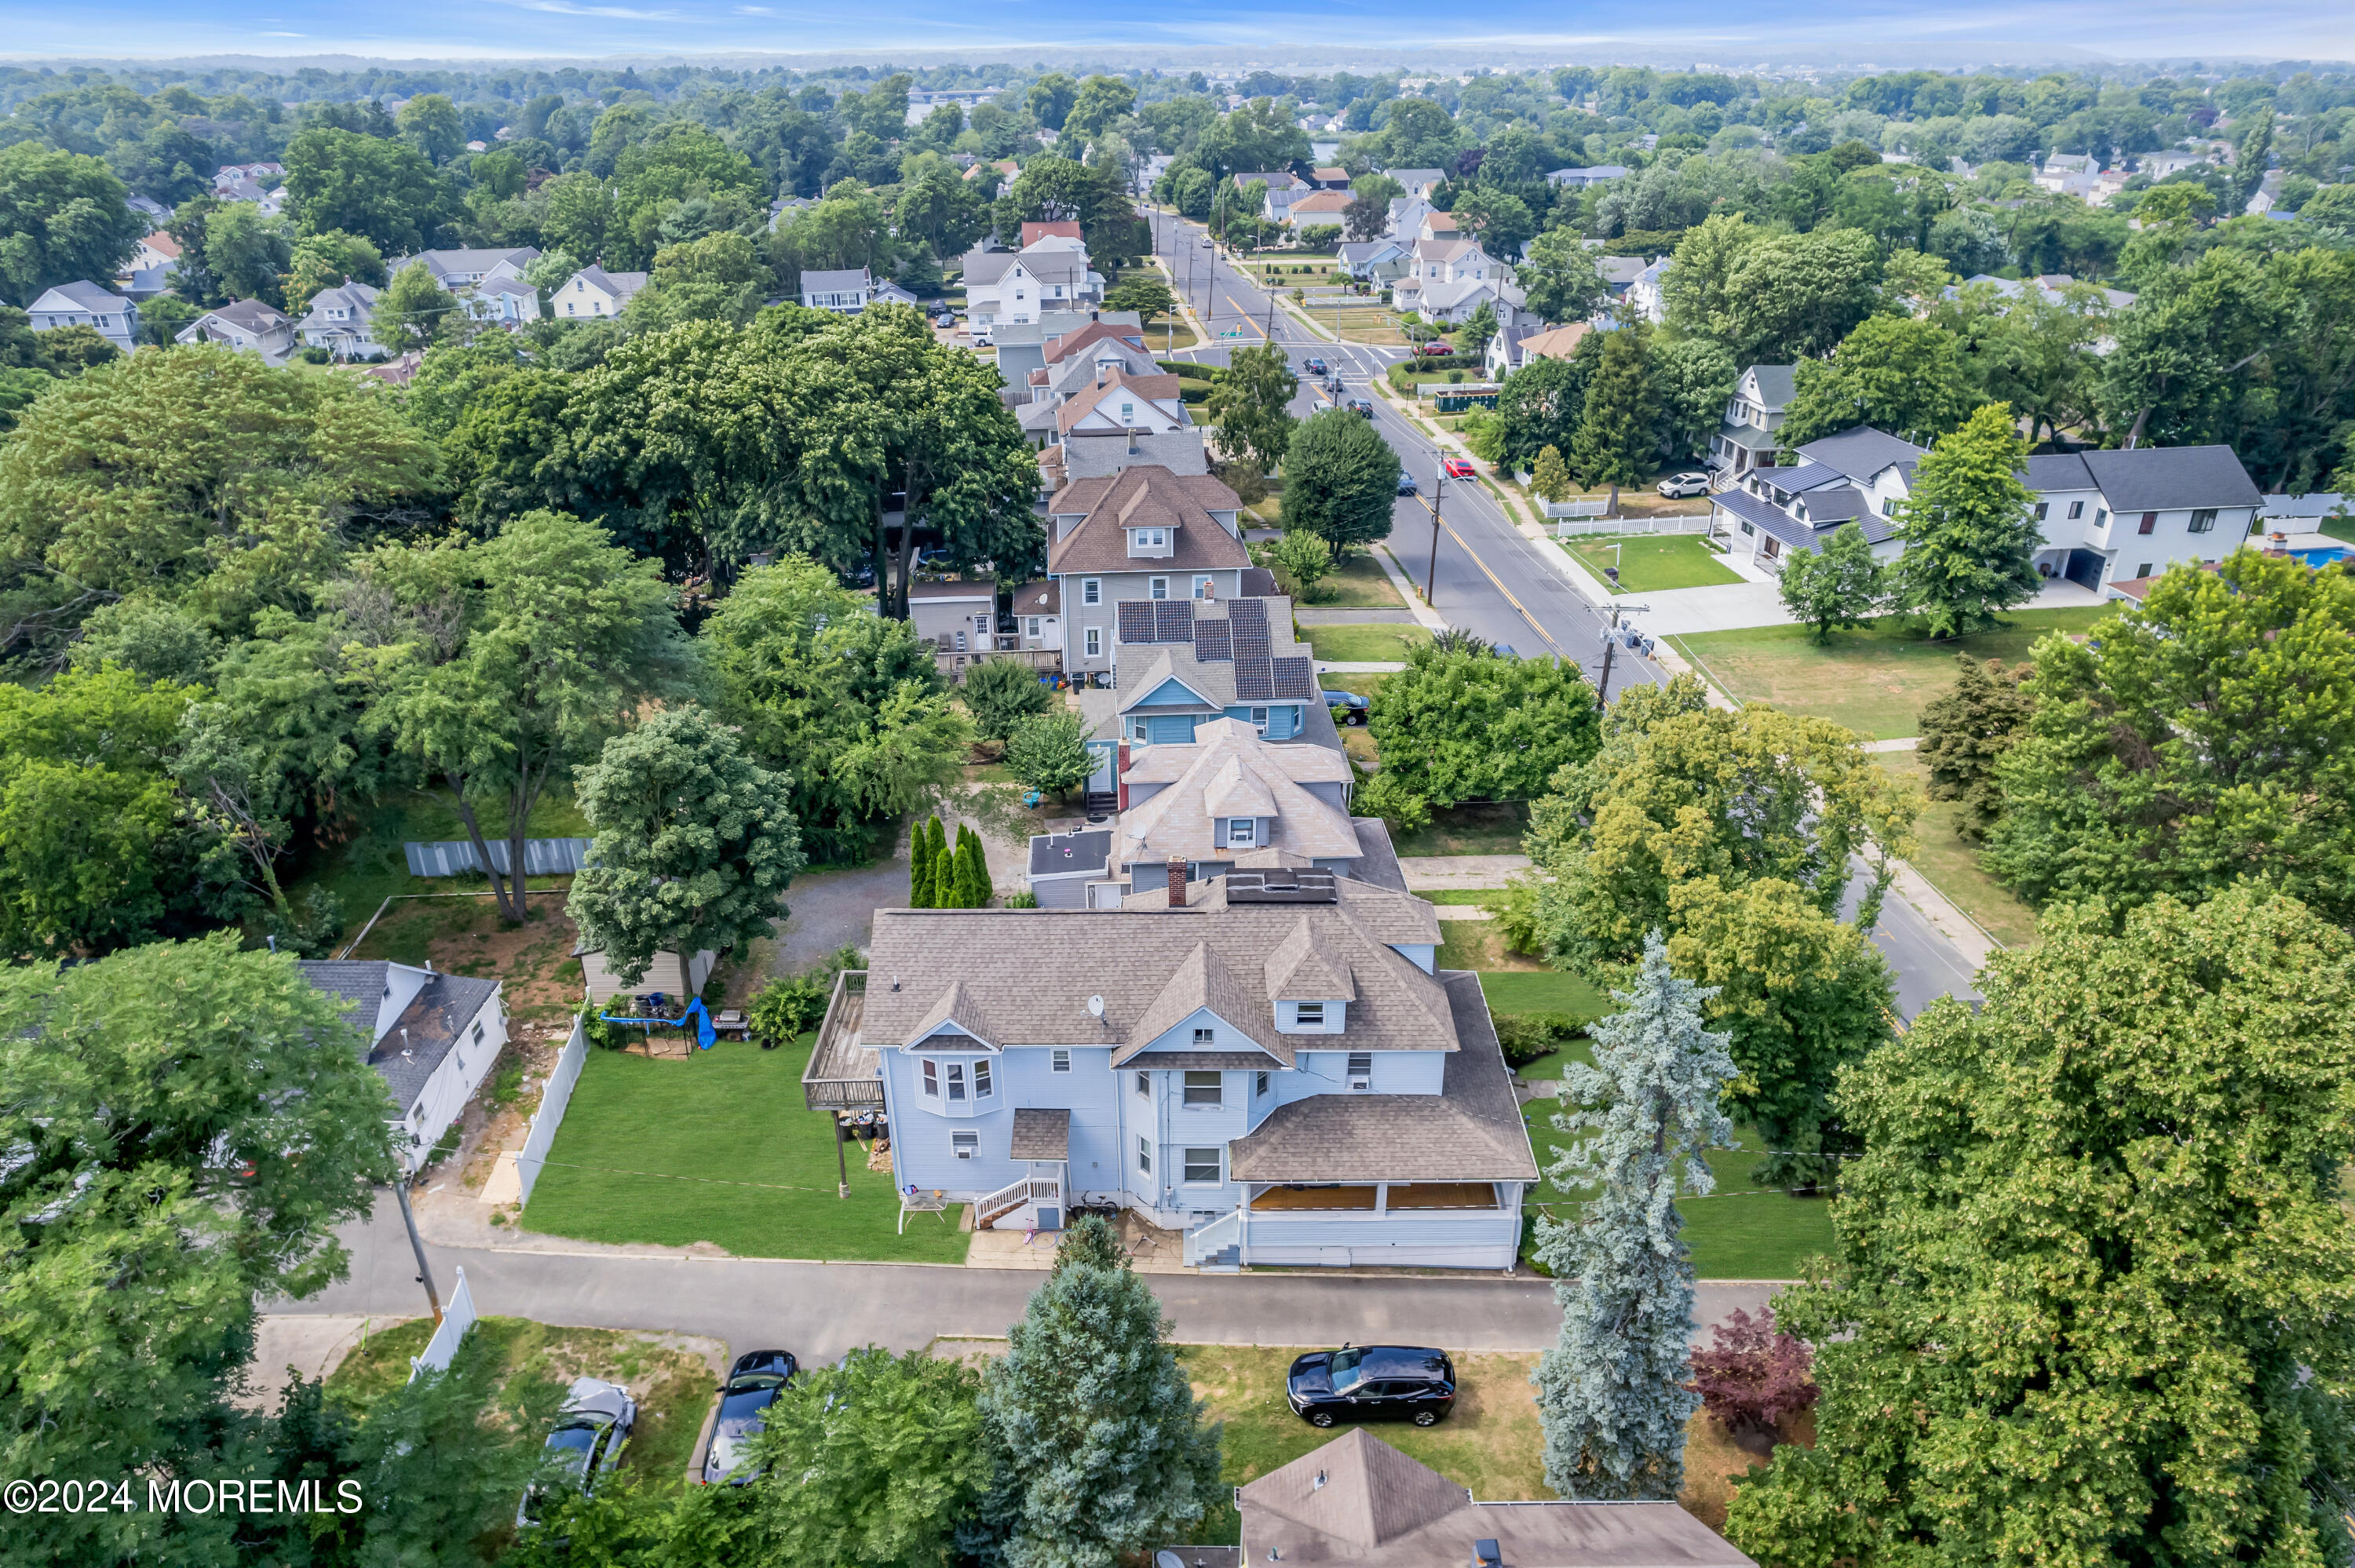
<box><xmin>896</xmin><ymin>1185</ymin><xmax>949</xmax><ymax>1234</ymax></box>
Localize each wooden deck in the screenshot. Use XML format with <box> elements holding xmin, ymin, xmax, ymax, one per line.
<box><xmin>801</xmin><ymin>970</ymin><xmax>885</xmax><ymax>1110</ymax></box>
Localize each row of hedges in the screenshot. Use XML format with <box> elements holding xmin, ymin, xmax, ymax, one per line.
<box><xmin>1158</xmin><ymin>359</ymin><xmax>1214</xmax><ymax>380</ymax></box>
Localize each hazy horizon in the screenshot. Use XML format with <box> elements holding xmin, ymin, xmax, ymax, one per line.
<box><xmin>1</xmin><ymin>0</ymin><xmax>2347</xmax><ymax>73</ymax></box>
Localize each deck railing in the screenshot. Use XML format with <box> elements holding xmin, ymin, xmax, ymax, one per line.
<box><xmin>801</xmin><ymin>970</ymin><xmax>885</xmax><ymax>1111</ymax></box>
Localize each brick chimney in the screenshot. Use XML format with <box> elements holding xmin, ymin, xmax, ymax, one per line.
<box><xmin>1166</xmin><ymin>855</ymin><xmax>1187</xmax><ymax>908</ymax></box>
<box><xmin>1117</xmin><ymin>742</ymin><xmax>1131</xmax><ymax>811</ymax></box>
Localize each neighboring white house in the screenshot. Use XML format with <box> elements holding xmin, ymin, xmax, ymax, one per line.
<box><xmin>1627</xmin><ymin>253</ymin><xmax>1670</xmax><ymax>323</ymax></box>
<box><xmin>1050</xmin><ymin>369</ymin><xmax>1192</xmax><ymax>445</ymax></box>
<box><xmin>469</xmin><ymin>275</ymin><xmax>544</xmax><ymax>326</ymax></box>
<box><xmin>801</xmin><ymin>267</ymin><xmax>874</xmax><ymax>312</ymax></box>
<box><xmin>386</xmin><ymin>246</ymin><xmax>540</xmax><ymax>290</ymax></box>
<box><xmin>1713</xmin><ymin>425</ymin><xmax>2266</xmax><ymax>593</ymax></box>
<box><xmin>1546</xmin><ymin>164</ymin><xmax>1631</xmax><ymax>188</ymax></box>
<box><xmin>554</xmin><ymin>264</ymin><xmax>650</xmax><ymax>319</ymax></box>
<box><xmin>1707</xmin><ymin>363</ymin><xmax>1796</xmax><ymax>477</ymax></box>
<box><xmin>1382</xmin><ymin>166</ymin><xmax>1446</xmax><ymax>199</ymax></box>
<box><xmin>962</xmin><ymin>236</ymin><xmax>1104</xmax><ymax>327</ymax></box>
<box><xmin>27</xmin><ymin>280</ymin><xmax>140</xmax><ymax>352</ymax></box>
<box><xmin>296</xmin><ymin>281</ymin><xmax>387</xmax><ymax>360</ymax></box>
<box><xmin>1283</xmin><ymin>190</ymin><xmax>1353</xmax><ymax>235</ymax></box>
<box><xmin>1391</xmin><ymin>235</ymin><xmax>1522</xmax><ymax>326</ymax></box>
<box><xmin>175</xmin><ymin>298</ymin><xmax>295</xmax><ymax>363</ymax></box>
<box><xmin>296</xmin><ymin>959</ymin><xmax>507</xmax><ymax>1172</ymax></box>
<box><xmin>908</xmin><ymin>576</ymin><xmax>999</xmax><ymax>655</ymax></box>
<box><xmin>1335</xmin><ymin>238</ymin><xmax>1408</xmax><ymax>283</ymax></box>
<box><xmin>1006</xmin><ymin>578</ymin><xmax>1064</xmax><ymax>655</ymax></box>
<box><xmin>213</xmin><ymin>161</ymin><xmax>283</xmax><ymax>191</ymax></box>
<box><xmin>132</xmin><ymin>231</ymin><xmax>182</xmax><ymax>272</ymax></box>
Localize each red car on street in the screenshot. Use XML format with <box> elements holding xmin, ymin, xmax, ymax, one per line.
<box><xmin>1442</xmin><ymin>456</ymin><xmax>1476</xmax><ymax>480</ymax></box>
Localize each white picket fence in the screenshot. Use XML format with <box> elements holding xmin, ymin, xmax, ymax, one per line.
<box><xmin>407</xmin><ymin>1266</ymin><xmax>477</xmax><ymax>1384</ymax></box>
<box><xmin>1544</xmin><ymin>499</ymin><xmax>1610</xmax><ymax>520</ymax></box>
<box><xmin>1553</xmin><ymin>513</ymin><xmax>1717</xmax><ymax>538</ymax></box>
<box><xmin>512</xmin><ymin>1018</ymin><xmax>589</xmax><ymax>1208</ymax></box>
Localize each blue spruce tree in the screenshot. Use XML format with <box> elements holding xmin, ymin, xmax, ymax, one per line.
<box><xmin>1532</xmin><ymin>931</ymin><xmax>1737</xmax><ymax>1500</ymax></box>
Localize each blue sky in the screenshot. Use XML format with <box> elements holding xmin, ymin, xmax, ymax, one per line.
<box><xmin>0</xmin><ymin>0</ymin><xmax>2345</xmax><ymax>66</ymax></box>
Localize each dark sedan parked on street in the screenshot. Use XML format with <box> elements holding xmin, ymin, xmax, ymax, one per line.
<box><xmin>701</xmin><ymin>1349</ymin><xmax>798</xmax><ymax>1485</ymax></box>
<box><xmin>1287</xmin><ymin>1344</ymin><xmax>1455</xmax><ymax>1428</ymax></box>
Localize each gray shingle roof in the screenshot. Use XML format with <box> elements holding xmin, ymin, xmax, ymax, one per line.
<box><xmin>1226</xmin><ymin>972</ymin><xmax>1536</xmax><ymax>1183</ymax></box>
<box><xmin>1010</xmin><ymin>1107</ymin><xmax>1069</xmax><ymax>1160</ymax></box>
<box><xmin>1046</xmin><ymin>465</ymin><xmax>1247</xmax><ymax>577</ymax></box>
<box><xmin>1028</xmin><ymin>828</ymin><xmax>1112</xmax><ymax>878</ymax></box>
<box><xmin>2079</xmin><ymin>445</ymin><xmax>2262</xmax><ymax>512</ymax></box>
<box><xmin>1794</xmin><ymin>427</ymin><xmax>1927</xmax><ymax>484</ymax></box>
<box><xmin>298</xmin><ymin>961</ymin><xmax>498</xmax><ymax>1114</ymax></box>
<box><xmin>35</xmin><ymin>280</ymin><xmax>128</xmax><ymax>314</ymax></box>
<box><xmin>801</xmin><ymin>267</ymin><xmax>871</xmax><ymax>294</ymax></box>
<box><xmin>1744</xmin><ymin>364</ymin><xmax>1797</xmax><ymax>407</ymax></box>
<box><xmin>862</xmin><ymin>890</ymin><xmax>1457</xmax><ymax>1065</ymax></box>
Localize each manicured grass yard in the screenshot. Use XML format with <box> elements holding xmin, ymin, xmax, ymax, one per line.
<box><xmin>1561</xmin><ymin>534</ymin><xmax>1743</xmax><ymax>593</ymax></box>
<box><xmin>327</xmin><ymin>1315</ymin><xmax>719</xmax><ymax>1488</ymax></box>
<box><xmin>1875</xmin><ymin>751</ymin><xmax>2039</xmax><ymax>947</ymax></box>
<box><xmin>1293</xmin><ymin>552</ymin><xmax>1404</xmax><ymax>607</ymax></box>
<box><xmin>1524</xmin><ymin>1100</ymin><xmax>1837</xmax><ymax>1280</ymax></box>
<box><xmin>1184</xmin><ymin>1345</ymin><xmax>1550</xmax><ymax>1541</ymax></box>
<box><xmin>1304</xmin><ymin>622</ymin><xmax>1432</xmax><ymax>662</ymax></box>
<box><xmin>1668</xmin><ymin>607</ymin><xmax>2116</xmax><ymax>739</ymax></box>
<box><xmin>522</xmin><ymin>1034</ymin><xmax>971</xmax><ymax>1264</ymax></box>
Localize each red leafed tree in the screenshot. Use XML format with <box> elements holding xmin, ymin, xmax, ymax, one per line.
<box><xmin>1689</xmin><ymin>1307</ymin><xmax>1817</xmax><ymax>1436</ymax></box>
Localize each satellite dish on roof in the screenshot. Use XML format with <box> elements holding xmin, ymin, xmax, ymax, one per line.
<box><xmin>1087</xmin><ymin>995</ymin><xmax>1104</xmax><ymax>1018</ymax></box>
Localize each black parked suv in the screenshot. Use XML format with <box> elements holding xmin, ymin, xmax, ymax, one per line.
<box><xmin>1287</xmin><ymin>1344</ymin><xmax>1455</xmax><ymax>1428</ymax></box>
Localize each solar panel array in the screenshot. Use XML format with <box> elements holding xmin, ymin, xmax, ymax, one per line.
<box><xmin>1227</xmin><ymin>598</ymin><xmax>1274</xmax><ymax>702</ymax></box>
<box><xmin>1192</xmin><ymin>619</ymin><xmax>1231</xmax><ymax>662</ymax></box>
<box><xmin>1269</xmin><ymin>655</ymin><xmax>1317</xmax><ymax>701</ymax></box>
<box><xmin>1114</xmin><ymin>600</ymin><xmax>1202</xmax><ymax>646</ymax></box>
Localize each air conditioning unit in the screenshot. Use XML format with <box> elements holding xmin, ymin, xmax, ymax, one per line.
<box><xmin>1349</xmin><ymin>1075</ymin><xmax>1371</xmax><ymax>1092</ymax></box>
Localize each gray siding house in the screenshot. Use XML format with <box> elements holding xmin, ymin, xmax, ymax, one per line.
<box><xmin>1046</xmin><ymin>465</ymin><xmax>1250</xmax><ymax>673</ymax></box>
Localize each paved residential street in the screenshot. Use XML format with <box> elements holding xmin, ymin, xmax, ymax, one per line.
<box><xmin>269</xmin><ymin>1200</ymin><xmax>1778</xmax><ymax>1361</ymax></box>
<box><xmin>1150</xmin><ymin>213</ymin><xmax>1671</xmax><ymax>698</ymax></box>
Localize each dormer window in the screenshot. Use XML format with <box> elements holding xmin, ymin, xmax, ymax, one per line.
<box><xmin>1295</xmin><ymin>1003</ymin><xmax>1324</xmax><ymax>1027</ymax></box>
<box><xmin>1228</xmin><ymin>819</ymin><xmax>1255</xmax><ymax>847</ymax></box>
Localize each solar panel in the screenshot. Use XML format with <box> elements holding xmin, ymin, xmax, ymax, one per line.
<box><xmin>1193</xmin><ymin>620</ymin><xmax>1231</xmax><ymax>662</ymax></box>
<box><xmin>1269</xmin><ymin>655</ymin><xmax>1316</xmax><ymax>701</ymax></box>
<box><xmin>1228</xmin><ymin>598</ymin><xmax>1273</xmax><ymax>701</ymax></box>
<box><xmin>1155</xmin><ymin>600</ymin><xmax>1195</xmax><ymax>642</ymax></box>
<box><xmin>1116</xmin><ymin>602</ymin><xmax>1156</xmax><ymax>644</ymax></box>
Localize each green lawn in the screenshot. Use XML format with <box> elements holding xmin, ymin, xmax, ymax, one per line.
<box><xmin>1668</xmin><ymin>607</ymin><xmax>2117</xmax><ymax>739</ymax></box>
<box><xmin>1291</xmin><ymin>552</ymin><xmax>1404</xmax><ymax>607</ymax></box>
<box><xmin>521</xmin><ymin>1034</ymin><xmax>971</xmax><ymax>1263</ymax></box>
<box><xmin>1875</xmin><ymin>752</ymin><xmax>2039</xmax><ymax>947</ymax></box>
<box><xmin>1185</xmin><ymin>1345</ymin><xmax>1550</xmax><ymax>1543</ymax></box>
<box><xmin>1420</xmin><ymin>889</ymin><xmax>1499</xmax><ymax>905</ymax></box>
<box><xmin>1388</xmin><ymin>800</ymin><xmax>1528</xmax><ymax>858</ymax></box>
<box><xmin>283</xmin><ymin>788</ymin><xmax>590</xmax><ymax>938</ymax></box>
<box><xmin>1561</xmin><ymin>534</ymin><xmax>1743</xmax><ymax>593</ymax></box>
<box><xmin>1304</xmin><ymin>622</ymin><xmax>1431</xmax><ymax>663</ymax></box>
<box><xmin>1524</xmin><ymin>1103</ymin><xmax>1836</xmax><ymax>1280</ymax></box>
<box><xmin>2320</xmin><ymin>516</ymin><xmax>2355</xmax><ymax>545</ymax></box>
<box><xmin>1478</xmin><ymin>970</ymin><xmax>1608</xmax><ymax>1020</ymax></box>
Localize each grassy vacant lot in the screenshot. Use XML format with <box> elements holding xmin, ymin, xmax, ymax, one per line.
<box><xmin>1389</xmin><ymin>800</ymin><xmax>1528</xmax><ymax>859</ymax></box>
<box><xmin>1283</xmin><ymin>552</ymin><xmax>1404</xmax><ymax>607</ymax></box>
<box><xmin>283</xmin><ymin>787</ymin><xmax>589</xmax><ymax>940</ymax></box>
<box><xmin>1561</xmin><ymin>534</ymin><xmax>1743</xmax><ymax>593</ymax></box>
<box><xmin>521</xmin><ymin>1035</ymin><xmax>970</xmax><ymax>1264</ymax></box>
<box><xmin>1525</xmin><ymin>1100</ymin><xmax>1837</xmax><ymax>1281</ymax></box>
<box><xmin>1304</xmin><ymin>622</ymin><xmax>1431</xmax><ymax>662</ymax></box>
<box><xmin>1875</xmin><ymin>751</ymin><xmax>2039</xmax><ymax>947</ymax></box>
<box><xmin>1299</xmin><ymin>303</ymin><xmax>1411</xmax><ymax>344</ymax></box>
<box><xmin>1669</xmin><ymin>606</ymin><xmax>2115</xmax><ymax>739</ymax></box>
<box><xmin>1185</xmin><ymin>1345</ymin><xmax>1547</xmax><ymax>1541</ymax></box>
<box><xmin>327</xmin><ymin>1316</ymin><xmax>719</xmax><ymax>1487</ymax></box>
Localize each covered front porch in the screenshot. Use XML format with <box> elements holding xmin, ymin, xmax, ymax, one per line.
<box><xmin>1184</xmin><ymin>1180</ymin><xmax>1524</xmax><ymax>1271</ymax></box>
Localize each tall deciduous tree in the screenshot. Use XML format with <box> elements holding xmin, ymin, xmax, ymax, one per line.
<box><xmin>1493</xmin><ymin>349</ymin><xmax>1594</xmax><ymax>472</ymax></box>
<box><xmin>1532</xmin><ymin>933</ymin><xmax>1736</xmax><ymax>1500</ymax></box>
<box><xmin>1516</xmin><ymin>226</ymin><xmax>1612</xmax><ymax>326</ymax></box>
<box><xmin>1727</xmin><ymin>888</ymin><xmax>2355</xmax><ymax>1568</ymax></box>
<box><xmin>568</xmin><ymin>705</ymin><xmax>807</xmax><ymax>990</ymax></box>
<box><xmin>0</xmin><ymin>935</ymin><xmax>398</xmax><ymax>1566</ymax></box>
<box><xmin>384</xmin><ymin>510</ymin><xmax>690</xmax><ymax>921</ymax></box>
<box><xmin>1206</xmin><ymin>342</ymin><xmax>1298</xmax><ymax>476</ymax></box>
<box><xmin>1367</xmin><ymin>641</ymin><xmax>1601</xmax><ymax>808</ymax></box>
<box><xmin>1984</xmin><ymin>551</ymin><xmax>2355</xmax><ymax>923</ymax></box>
<box><xmin>1776</xmin><ymin>520</ymin><xmax>1886</xmax><ymax>642</ymax></box>
<box><xmin>0</xmin><ymin>140</ymin><xmax>146</xmax><ymax>306</ymax></box>
<box><xmin>750</xmin><ymin>1345</ymin><xmax>989</xmax><ymax>1568</ymax></box>
<box><xmin>1280</xmin><ymin>407</ymin><xmax>1399</xmax><ymax>558</ymax></box>
<box><xmin>1888</xmin><ymin>402</ymin><xmax>2043</xmax><ymax>639</ymax></box>
<box><xmin>961</xmin><ymin>655</ymin><xmax>1053</xmax><ymax>745</ymax></box>
<box><xmin>282</xmin><ymin>126</ymin><xmax>451</xmax><ymax>254</ymax></box>
<box><xmin>1004</xmin><ymin>710</ymin><xmax>1094</xmax><ymax>804</ymax></box>
<box><xmin>975</xmin><ymin>1224</ymin><xmax>1222</xmax><ymax>1564</ymax></box>
<box><xmin>374</xmin><ymin>259</ymin><xmax>449</xmax><ymax>352</ymax></box>
<box><xmin>1777</xmin><ymin>315</ymin><xmax>1979</xmax><ymax>448</ymax></box>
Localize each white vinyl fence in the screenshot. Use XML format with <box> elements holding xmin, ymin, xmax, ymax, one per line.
<box><xmin>1544</xmin><ymin>499</ymin><xmax>1609</xmax><ymax>520</ymax></box>
<box><xmin>1553</xmin><ymin>513</ymin><xmax>1718</xmax><ymax>538</ymax></box>
<box><xmin>2260</xmin><ymin>492</ymin><xmax>2346</xmax><ymax>520</ymax></box>
<box><xmin>403</xmin><ymin>837</ymin><xmax>592</xmax><ymax>877</ymax></box>
<box><xmin>407</xmin><ymin>1266</ymin><xmax>477</xmax><ymax>1383</ymax></box>
<box><xmin>513</xmin><ymin>1018</ymin><xmax>589</xmax><ymax>1208</ymax></box>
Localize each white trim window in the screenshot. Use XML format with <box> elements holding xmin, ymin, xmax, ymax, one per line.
<box><xmin>946</xmin><ymin>1062</ymin><xmax>968</xmax><ymax>1102</ymax></box>
<box><xmin>922</xmin><ymin>1059</ymin><xmax>940</xmax><ymax>1097</ymax></box>
<box><xmin>1228</xmin><ymin>819</ymin><xmax>1255</xmax><ymax>847</ymax></box>
<box><xmin>1149</xmin><ymin>576</ymin><xmax>1169</xmax><ymax>600</ymax></box>
<box><xmin>953</xmin><ymin>1131</ymin><xmax>978</xmax><ymax>1160</ymax></box>
<box><xmin>974</xmin><ymin>1059</ymin><xmax>994</xmax><ymax>1099</ymax></box>
<box><xmin>1085</xmin><ymin>626</ymin><xmax>1103</xmax><ymax>658</ymax></box>
<box><xmin>1296</xmin><ymin>1003</ymin><xmax>1325</xmax><ymax>1029</ymax></box>
<box><xmin>1255</xmin><ymin>1070</ymin><xmax>1271</xmax><ymax>1097</ymax></box>
<box><xmin>1347</xmin><ymin>1050</ymin><xmax>1373</xmax><ymax>1089</ymax></box>
<box><xmin>1135</xmin><ymin>1070</ymin><xmax>1150</xmax><ymax>1098</ymax></box>
<box><xmin>1083</xmin><ymin>578</ymin><xmax>1101</xmax><ymax>605</ymax></box>
<box><xmin>1192</xmin><ymin>574</ymin><xmax>1213</xmax><ymax>599</ymax></box>
<box><xmin>1051</xmin><ymin>1048</ymin><xmax>1072</xmax><ymax>1073</ymax></box>
<box><xmin>1137</xmin><ymin>1136</ymin><xmax>1152</xmax><ymax>1175</ymax></box>
<box><xmin>1182</xmin><ymin>1070</ymin><xmax>1223</xmax><ymax>1107</ymax></box>
<box><xmin>1182</xmin><ymin>1147</ymin><xmax>1222</xmax><ymax>1185</ymax></box>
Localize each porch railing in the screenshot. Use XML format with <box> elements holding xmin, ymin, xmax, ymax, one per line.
<box><xmin>1183</xmin><ymin>1209</ymin><xmax>1243</xmax><ymax>1265</ymax></box>
<box><xmin>977</xmin><ymin>1175</ymin><xmax>1061</xmax><ymax>1230</ymax></box>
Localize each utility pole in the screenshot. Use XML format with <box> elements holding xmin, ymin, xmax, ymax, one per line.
<box><xmin>1425</xmin><ymin>459</ymin><xmax>1445</xmax><ymax>607</ymax></box>
<box><xmin>392</xmin><ymin>1173</ymin><xmax>444</xmax><ymax>1326</ymax></box>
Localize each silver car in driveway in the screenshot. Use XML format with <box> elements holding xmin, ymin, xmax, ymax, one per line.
<box><xmin>703</xmin><ymin>1349</ymin><xmax>798</xmax><ymax>1485</ymax></box>
<box><xmin>517</xmin><ymin>1377</ymin><xmax>636</xmax><ymax>1526</ymax></box>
